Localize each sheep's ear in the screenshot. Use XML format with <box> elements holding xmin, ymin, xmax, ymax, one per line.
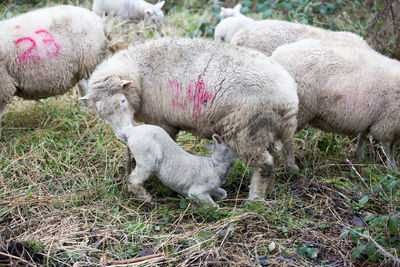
<box><xmin>204</xmin><ymin>142</ymin><xmax>215</xmax><ymax>152</ymax></box>
<box><xmin>234</xmin><ymin>3</ymin><xmax>242</xmax><ymax>12</ymax></box>
<box><xmin>155</xmin><ymin>1</ymin><xmax>165</xmax><ymax>9</ymax></box>
<box><xmin>120</xmin><ymin>80</ymin><xmax>132</xmax><ymax>89</ymax></box>
<box><xmin>212</xmin><ymin>134</ymin><xmax>223</xmax><ymax>145</ymax></box>
<box><xmin>145</xmin><ymin>8</ymin><xmax>153</xmax><ymax>16</ymax></box>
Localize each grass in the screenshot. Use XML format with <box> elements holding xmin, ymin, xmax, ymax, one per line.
<box><xmin>1</xmin><ymin>1</ymin><xmax>400</xmax><ymax>266</ymax></box>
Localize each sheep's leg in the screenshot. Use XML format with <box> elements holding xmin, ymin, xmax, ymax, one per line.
<box><xmin>188</xmin><ymin>187</ymin><xmax>218</xmax><ymax>208</ymax></box>
<box><xmin>383</xmin><ymin>141</ymin><xmax>398</xmax><ymax>172</ymax></box>
<box><xmin>248</xmin><ymin>151</ymin><xmax>275</xmax><ymax>201</ymax></box>
<box><xmin>282</xmin><ymin>140</ymin><xmax>299</xmax><ymax>172</ymax></box>
<box><xmin>77</xmin><ymin>80</ymin><xmax>90</xmax><ymax>108</ymax></box>
<box><xmin>125</xmin><ymin>146</ymin><xmax>135</xmax><ymax>176</ymax></box>
<box><xmin>210</xmin><ymin>188</ymin><xmax>227</xmax><ymax>201</ymax></box>
<box><xmin>0</xmin><ymin>101</ymin><xmax>7</xmax><ymax>139</ymax></box>
<box><xmin>354</xmin><ymin>131</ymin><xmax>368</xmax><ymax>161</ymax></box>
<box><xmin>127</xmin><ymin>166</ymin><xmax>154</xmax><ymax>203</ymax></box>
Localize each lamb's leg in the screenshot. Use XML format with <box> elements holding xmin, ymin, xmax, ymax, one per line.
<box><xmin>383</xmin><ymin>141</ymin><xmax>398</xmax><ymax>172</ymax></box>
<box><xmin>125</xmin><ymin>146</ymin><xmax>135</xmax><ymax>176</ymax></box>
<box><xmin>0</xmin><ymin>101</ymin><xmax>7</xmax><ymax>139</ymax></box>
<box><xmin>282</xmin><ymin>140</ymin><xmax>299</xmax><ymax>172</ymax></box>
<box><xmin>77</xmin><ymin>80</ymin><xmax>89</xmax><ymax>108</ymax></box>
<box><xmin>188</xmin><ymin>187</ymin><xmax>218</xmax><ymax>208</ymax></box>
<box><xmin>248</xmin><ymin>151</ymin><xmax>275</xmax><ymax>201</ymax></box>
<box><xmin>127</xmin><ymin>166</ymin><xmax>154</xmax><ymax>203</ymax></box>
<box><xmin>210</xmin><ymin>188</ymin><xmax>227</xmax><ymax>201</ymax></box>
<box><xmin>354</xmin><ymin>131</ymin><xmax>368</xmax><ymax>161</ymax></box>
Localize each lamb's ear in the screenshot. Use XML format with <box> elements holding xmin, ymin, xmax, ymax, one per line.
<box><xmin>120</xmin><ymin>80</ymin><xmax>133</xmax><ymax>89</ymax></box>
<box><xmin>145</xmin><ymin>8</ymin><xmax>153</xmax><ymax>16</ymax></box>
<box><xmin>155</xmin><ymin>1</ymin><xmax>165</xmax><ymax>9</ymax></box>
<box><xmin>204</xmin><ymin>142</ymin><xmax>215</xmax><ymax>152</ymax></box>
<box><xmin>234</xmin><ymin>3</ymin><xmax>242</xmax><ymax>12</ymax></box>
<box><xmin>212</xmin><ymin>134</ymin><xmax>223</xmax><ymax>145</ymax></box>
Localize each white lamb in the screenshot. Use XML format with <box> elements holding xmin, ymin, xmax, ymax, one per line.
<box><xmin>214</xmin><ymin>15</ymin><xmax>254</xmax><ymax>43</ymax></box>
<box><xmin>92</xmin><ymin>0</ymin><xmax>165</xmax><ymax>27</ymax></box>
<box><xmin>122</xmin><ymin>124</ymin><xmax>237</xmax><ymax>207</ymax></box>
<box><xmin>271</xmin><ymin>39</ymin><xmax>400</xmax><ymax>172</ymax></box>
<box><xmin>0</xmin><ymin>5</ymin><xmax>107</xmax><ymax>138</ymax></box>
<box><xmin>231</xmin><ymin>19</ymin><xmax>370</xmax><ymax>56</ymax></box>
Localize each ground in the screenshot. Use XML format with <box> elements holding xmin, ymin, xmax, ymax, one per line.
<box><xmin>0</xmin><ymin>1</ymin><xmax>399</xmax><ymax>266</ymax></box>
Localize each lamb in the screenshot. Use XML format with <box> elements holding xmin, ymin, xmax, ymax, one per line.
<box><xmin>121</xmin><ymin>124</ymin><xmax>237</xmax><ymax>207</ymax></box>
<box><xmin>84</xmin><ymin>37</ymin><xmax>298</xmax><ymax>201</ymax></box>
<box><xmin>270</xmin><ymin>39</ymin><xmax>400</xmax><ymax>172</ymax></box>
<box><xmin>0</xmin><ymin>5</ymin><xmax>107</xmax><ymax>138</ymax></box>
<box><xmin>214</xmin><ymin>15</ymin><xmax>254</xmax><ymax>43</ymax></box>
<box><xmin>92</xmin><ymin>0</ymin><xmax>165</xmax><ymax>27</ymax></box>
<box><xmin>231</xmin><ymin>19</ymin><xmax>370</xmax><ymax>56</ymax></box>
<box><xmin>219</xmin><ymin>4</ymin><xmax>242</xmax><ymax>19</ymax></box>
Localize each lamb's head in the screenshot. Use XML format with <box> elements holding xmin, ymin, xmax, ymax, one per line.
<box><xmin>144</xmin><ymin>1</ymin><xmax>165</xmax><ymax>27</ymax></box>
<box><xmin>82</xmin><ymin>80</ymin><xmax>137</xmax><ymax>142</ymax></box>
<box><xmin>206</xmin><ymin>134</ymin><xmax>238</xmax><ymax>180</ymax></box>
<box><xmin>220</xmin><ymin>4</ymin><xmax>242</xmax><ymax>19</ymax></box>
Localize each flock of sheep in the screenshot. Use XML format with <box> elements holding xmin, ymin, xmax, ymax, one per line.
<box><xmin>1</xmin><ymin>1</ymin><xmax>399</xmax><ymax>207</ymax></box>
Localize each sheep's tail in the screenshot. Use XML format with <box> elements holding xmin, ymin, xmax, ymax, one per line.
<box><xmin>102</xmin><ymin>14</ymin><xmax>130</xmax><ymax>54</ymax></box>
<box><xmin>279</xmin><ymin>103</ymin><xmax>298</xmax><ymax>143</ymax></box>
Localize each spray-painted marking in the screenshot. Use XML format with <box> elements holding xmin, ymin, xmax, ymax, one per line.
<box><xmin>15</xmin><ymin>25</ymin><xmax>21</xmax><ymax>29</ymax></box>
<box><xmin>14</xmin><ymin>29</ymin><xmax>60</xmax><ymax>65</ymax></box>
<box><xmin>168</xmin><ymin>79</ymin><xmax>213</xmax><ymax>117</ymax></box>
<box><xmin>14</xmin><ymin>37</ymin><xmax>40</xmax><ymax>64</ymax></box>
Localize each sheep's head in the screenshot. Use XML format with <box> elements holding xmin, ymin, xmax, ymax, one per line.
<box><xmin>219</xmin><ymin>4</ymin><xmax>242</xmax><ymax>20</ymax></box>
<box><xmin>81</xmin><ymin>80</ymin><xmax>136</xmax><ymax>142</ymax></box>
<box><xmin>144</xmin><ymin>1</ymin><xmax>165</xmax><ymax>27</ymax></box>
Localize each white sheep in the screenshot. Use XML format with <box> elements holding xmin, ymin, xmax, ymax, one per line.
<box><xmin>214</xmin><ymin>15</ymin><xmax>254</xmax><ymax>43</ymax></box>
<box><xmin>0</xmin><ymin>5</ymin><xmax>107</xmax><ymax>138</ymax></box>
<box><xmin>271</xmin><ymin>39</ymin><xmax>400</xmax><ymax>172</ymax></box>
<box><xmin>92</xmin><ymin>0</ymin><xmax>165</xmax><ymax>27</ymax></box>
<box><xmin>231</xmin><ymin>19</ymin><xmax>370</xmax><ymax>56</ymax></box>
<box><xmin>120</xmin><ymin>123</ymin><xmax>237</xmax><ymax>206</ymax></box>
<box><xmin>219</xmin><ymin>4</ymin><xmax>242</xmax><ymax>19</ymax></box>
<box><xmin>84</xmin><ymin>37</ymin><xmax>298</xmax><ymax>201</ymax></box>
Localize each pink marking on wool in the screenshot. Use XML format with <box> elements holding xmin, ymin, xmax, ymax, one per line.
<box><xmin>169</xmin><ymin>79</ymin><xmax>186</xmax><ymax>110</ymax></box>
<box><xmin>14</xmin><ymin>37</ymin><xmax>40</xmax><ymax>64</ymax></box>
<box><xmin>35</xmin><ymin>29</ymin><xmax>60</xmax><ymax>57</ymax></box>
<box><xmin>192</xmin><ymin>79</ymin><xmax>213</xmax><ymax>117</ymax></box>
<box><xmin>187</xmin><ymin>80</ymin><xmax>195</xmax><ymax>103</ymax></box>
<box><xmin>15</xmin><ymin>25</ymin><xmax>21</xmax><ymax>29</ymax></box>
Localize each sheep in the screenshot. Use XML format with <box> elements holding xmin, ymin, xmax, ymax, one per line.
<box><xmin>0</xmin><ymin>5</ymin><xmax>107</xmax><ymax>139</ymax></box>
<box><xmin>92</xmin><ymin>0</ymin><xmax>165</xmax><ymax>28</ymax></box>
<box><xmin>120</xmin><ymin>123</ymin><xmax>237</xmax><ymax>207</ymax></box>
<box><xmin>214</xmin><ymin>15</ymin><xmax>254</xmax><ymax>43</ymax></box>
<box><xmin>270</xmin><ymin>39</ymin><xmax>400</xmax><ymax>172</ymax></box>
<box><xmin>84</xmin><ymin>37</ymin><xmax>298</xmax><ymax>201</ymax></box>
<box><xmin>231</xmin><ymin>19</ymin><xmax>370</xmax><ymax>56</ymax></box>
<box><xmin>219</xmin><ymin>3</ymin><xmax>242</xmax><ymax>19</ymax></box>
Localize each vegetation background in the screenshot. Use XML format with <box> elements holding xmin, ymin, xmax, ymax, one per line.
<box><xmin>0</xmin><ymin>0</ymin><xmax>399</xmax><ymax>266</ymax></box>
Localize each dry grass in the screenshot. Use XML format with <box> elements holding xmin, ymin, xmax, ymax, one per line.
<box><xmin>1</xmin><ymin>1</ymin><xmax>400</xmax><ymax>266</ymax></box>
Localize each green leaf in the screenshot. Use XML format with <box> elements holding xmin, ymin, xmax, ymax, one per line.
<box><xmin>256</xmin><ymin>3</ymin><xmax>267</xmax><ymax>12</ymax></box>
<box><xmin>363</xmin><ymin>213</ymin><xmax>375</xmax><ymax>222</ymax></box>
<box><xmin>351</xmin><ymin>244</ymin><xmax>366</xmax><ymax>259</ymax></box>
<box><xmin>241</xmin><ymin>6</ymin><xmax>250</xmax><ymax>14</ymax></box>
<box><xmin>358</xmin><ymin>195</ymin><xmax>369</xmax><ymax>208</ymax></box>
<box><xmin>388</xmin><ymin>215</ymin><xmax>399</xmax><ymax>235</ymax></box>
<box><xmin>262</xmin><ymin>9</ymin><xmax>273</xmax><ymax>19</ymax></box>
<box><xmin>339</xmin><ymin>229</ymin><xmax>348</xmax><ymax>239</ymax></box>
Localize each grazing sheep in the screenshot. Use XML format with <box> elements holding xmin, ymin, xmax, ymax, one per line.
<box><xmin>219</xmin><ymin>4</ymin><xmax>242</xmax><ymax>19</ymax></box>
<box><xmin>271</xmin><ymin>39</ymin><xmax>400</xmax><ymax>172</ymax></box>
<box><xmin>85</xmin><ymin>37</ymin><xmax>298</xmax><ymax>201</ymax></box>
<box><xmin>214</xmin><ymin>15</ymin><xmax>254</xmax><ymax>43</ymax></box>
<box><xmin>0</xmin><ymin>5</ymin><xmax>107</xmax><ymax>138</ymax></box>
<box><xmin>92</xmin><ymin>0</ymin><xmax>165</xmax><ymax>27</ymax></box>
<box><xmin>122</xmin><ymin>124</ymin><xmax>237</xmax><ymax>207</ymax></box>
<box><xmin>231</xmin><ymin>19</ymin><xmax>370</xmax><ymax>56</ymax></box>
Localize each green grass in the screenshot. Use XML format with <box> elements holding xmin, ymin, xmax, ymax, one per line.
<box><xmin>1</xmin><ymin>1</ymin><xmax>399</xmax><ymax>266</ymax></box>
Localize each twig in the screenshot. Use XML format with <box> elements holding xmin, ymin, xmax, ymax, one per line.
<box><xmin>345</xmin><ymin>159</ymin><xmax>370</xmax><ymax>191</ymax></box>
<box><xmin>347</xmin><ymin>228</ymin><xmax>400</xmax><ymax>266</ymax></box>
<box><xmin>101</xmin><ymin>252</ymin><xmax>165</xmax><ymax>265</ymax></box>
<box><xmin>0</xmin><ymin>251</ymin><xmax>37</xmax><ymax>267</ymax></box>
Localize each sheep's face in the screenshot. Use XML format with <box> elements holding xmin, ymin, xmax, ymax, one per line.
<box><xmin>219</xmin><ymin>4</ymin><xmax>242</xmax><ymax>19</ymax></box>
<box><xmin>144</xmin><ymin>1</ymin><xmax>165</xmax><ymax>27</ymax></box>
<box><xmin>95</xmin><ymin>93</ymin><xmax>135</xmax><ymax>142</ymax></box>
